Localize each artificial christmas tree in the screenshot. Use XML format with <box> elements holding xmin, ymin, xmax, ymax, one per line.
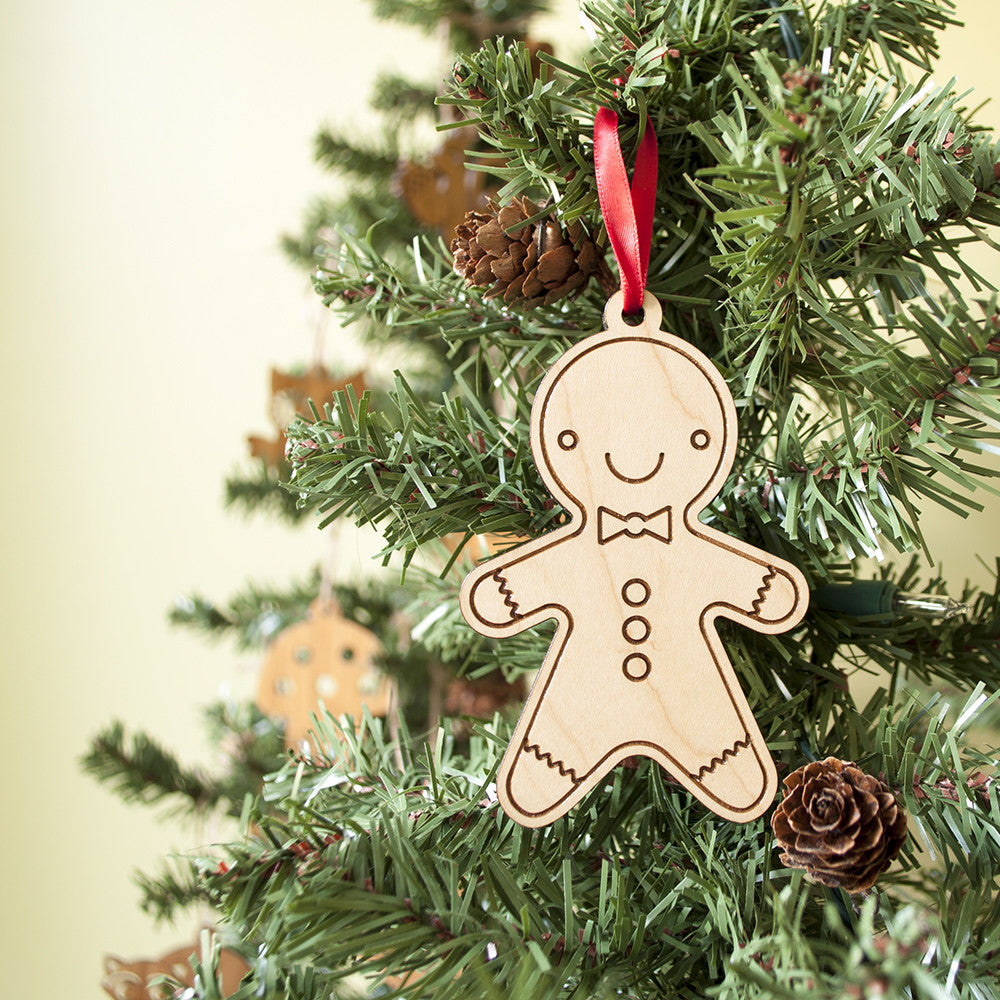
<box><xmin>88</xmin><ymin>0</ymin><xmax>1000</xmax><ymax>997</ymax></box>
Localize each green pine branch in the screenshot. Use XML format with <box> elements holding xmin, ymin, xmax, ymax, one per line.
<box><xmin>225</xmin><ymin>463</ymin><xmax>315</xmax><ymax>523</ymax></box>
<box><xmin>285</xmin><ymin>377</ymin><xmax>563</xmax><ymax>566</ymax></box>
<box><xmin>312</xmin><ymin>227</ymin><xmax>596</xmax><ymax>355</ymax></box>
<box><xmin>135</xmin><ymin>858</ymin><xmax>214</xmax><ymax>925</ymax></box>
<box><xmin>371</xmin><ymin>0</ymin><xmax>551</xmax><ymax>48</ymax></box>
<box><xmin>83</xmin><ymin>705</ymin><xmax>286</xmax><ymax>820</ymax></box>
<box><xmin>313</xmin><ymin>129</ymin><xmax>400</xmax><ymax>182</ymax></box>
<box><xmin>370</xmin><ymin>72</ymin><xmax>441</xmax><ymax>123</ymax></box>
<box><xmin>199</xmin><ymin>692</ymin><xmax>1000</xmax><ymax>1000</ymax></box>
<box><xmin>82</xmin><ymin>721</ymin><xmax>222</xmax><ymax>816</ymax></box>
<box><xmin>170</xmin><ymin>570</ymin><xmax>323</xmax><ymax>650</ymax></box>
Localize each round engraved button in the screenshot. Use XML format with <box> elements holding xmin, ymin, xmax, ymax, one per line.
<box><xmin>622</xmin><ymin>616</ymin><xmax>651</xmax><ymax>644</ymax></box>
<box><xmin>621</xmin><ymin>578</ymin><xmax>650</xmax><ymax>607</ymax></box>
<box><xmin>622</xmin><ymin>653</ymin><xmax>651</xmax><ymax>682</ymax></box>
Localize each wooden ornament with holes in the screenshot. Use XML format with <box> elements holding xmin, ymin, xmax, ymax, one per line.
<box><xmin>460</xmin><ymin>291</ymin><xmax>808</xmax><ymax>828</ymax></box>
<box><xmin>256</xmin><ymin>598</ymin><xmax>391</xmax><ymax>748</ymax></box>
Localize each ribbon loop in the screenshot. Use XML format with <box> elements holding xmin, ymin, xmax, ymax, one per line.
<box><xmin>593</xmin><ymin>107</ymin><xmax>658</xmax><ymax>316</ymax></box>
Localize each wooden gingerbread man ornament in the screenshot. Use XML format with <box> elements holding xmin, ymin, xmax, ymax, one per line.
<box><xmin>460</xmin><ymin>291</ymin><xmax>808</xmax><ymax>827</ymax></box>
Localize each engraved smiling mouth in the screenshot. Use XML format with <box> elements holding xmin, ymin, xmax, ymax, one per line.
<box><xmin>604</xmin><ymin>451</ymin><xmax>665</xmax><ymax>484</ymax></box>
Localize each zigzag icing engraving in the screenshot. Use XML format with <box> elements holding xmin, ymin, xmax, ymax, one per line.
<box><xmin>523</xmin><ymin>738</ymin><xmax>579</xmax><ymax>783</ymax></box>
<box><xmin>691</xmin><ymin>735</ymin><xmax>752</xmax><ymax>781</ymax></box>
<box><xmin>494</xmin><ymin>571</ymin><xmax>521</xmax><ymax>618</ymax></box>
<box><xmin>751</xmin><ymin>567</ymin><xmax>777</xmax><ymax>616</ymax></box>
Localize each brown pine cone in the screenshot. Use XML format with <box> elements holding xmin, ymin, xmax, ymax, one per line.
<box><xmin>783</xmin><ymin>68</ymin><xmax>823</xmax><ymax>94</ymax></box>
<box><xmin>451</xmin><ymin>197</ymin><xmax>612</xmax><ymax>308</ymax></box>
<box><xmin>771</xmin><ymin>757</ymin><xmax>907</xmax><ymax>894</ymax></box>
<box><xmin>444</xmin><ymin>673</ymin><xmax>526</xmax><ymax>739</ymax></box>
<box><xmin>444</xmin><ymin>674</ymin><xmax>526</xmax><ymax>718</ymax></box>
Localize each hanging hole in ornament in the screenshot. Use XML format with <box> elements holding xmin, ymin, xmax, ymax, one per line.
<box><xmin>294</xmin><ymin>646</ymin><xmax>311</xmax><ymax>664</ymax></box>
<box><xmin>341</xmin><ymin>647</ymin><xmax>355</xmax><ymax>662</ymax></box>
<box><xmin>315</xmin><ymin>674</ymin><xmax>338</xmax><ymax>697</ymax></box>
<box><xmin>621</xmin><ymin>308</ymin><xmax>645</xmax><ymax>326</ymax></box>
<box><xmin>358</xmin><ymin>671</ymin><xmax>382</xmax><ymax>695</ymax></box>
<box><xmin>275</xmin><ymin>676</ymin><xmax>295</xmax><ymax>697</ymax></box>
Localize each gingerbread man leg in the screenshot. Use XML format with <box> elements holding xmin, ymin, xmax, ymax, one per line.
<box><xmin>649</xmin><ymin>627</ymin><xmax>777</xmax><ymax>821</ymax></box>
<box><xmin>498</xmin><ymin>625</ymin><xmax>776</xmax><ymax>825</ymax></box>
<box><xmin>501</xmin><ymin>736</ymin><xmax>583</xmax><ymax>822</ymax></box>
<box><xmin>495</xmin><ymin>632</ymin><xmax>583</xmax><ymax>824</ymax></box>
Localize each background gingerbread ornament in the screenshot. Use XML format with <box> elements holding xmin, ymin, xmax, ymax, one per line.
<box><xmin>460</xmin><ymin>291</ymin><xmax>808</xmax><ymax>827</ymax></box>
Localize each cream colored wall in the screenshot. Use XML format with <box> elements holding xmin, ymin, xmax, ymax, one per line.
<box><xmin>0</xmin><ymin>2</ymin><xmax>441</xmax><ymax>995</ymax></box>
<box><xmin>928</xmin><ymin>4</ymin><xmax>1000</xmax><ymax>588</ymax></box>
<box><xmin>1</xmin><ymin>2</ymin><xmax>997</xmax><ymax>998</ymax></box>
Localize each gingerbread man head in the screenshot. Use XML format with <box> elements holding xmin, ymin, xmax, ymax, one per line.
<box><xmin>533</xmin><ymin>294</ymin><xmax>736</xmax><ymax>524</ymax></box>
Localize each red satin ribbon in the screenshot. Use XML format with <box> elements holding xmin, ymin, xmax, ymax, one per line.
<box><xmin>593</xmin><ymin>107</ymin><xmax>658</xmax><ymax>315</ymax></box>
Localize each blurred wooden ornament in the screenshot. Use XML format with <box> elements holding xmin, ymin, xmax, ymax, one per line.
<box><xmin>102</xmin><ymin>945</ymin><xmax>248</xmax><ymax>1000</ymax></box>
<box><xmin>440</xmin><ymin>531</ymin><xmax>527</xmax><ymax>566</ymax></box>
<box><xmin>395</xmin><ymin>131</ymin><xmax>493</xmax><ymax>240</ymax></box>
<box><xmin>248</xmin><ymin>366</ymin><xmax>366</xmax><ymax>468</ymax></box>
<box><xmin>255</xmin><ymin>598</ymin><xmax>391</xmax><ymax>748</ymax></box>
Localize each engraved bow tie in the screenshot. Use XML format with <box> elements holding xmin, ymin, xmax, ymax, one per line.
<box><xmin>596</xmin><ymin>505</ymin><xmax>672</xmax><ymax>544</ymax></box>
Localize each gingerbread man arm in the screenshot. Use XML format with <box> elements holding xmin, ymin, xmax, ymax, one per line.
<box><xmin>460</xmin><ymin>532</ymin><xmax>578</xmax><ymax>637</ymax></box>
<box><xmin>695</xmin><ymin>529</ymin><xmax>809</xmax><ymax>634</ymax></box>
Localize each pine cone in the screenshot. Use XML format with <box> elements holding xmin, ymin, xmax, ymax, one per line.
<box><xmin>444</xmin><ymin>674</ymin><xmax>526</xmax><ymax>718</ymax></box>
<box><xmin>443</xmin><ymin>673</ymin><xmax>526</xmax><ymax>738</ymax></box>
<box><xmin>771</xmin><ymin>757</ymin><xmax>907</xmax><ymax>894</ymax></box>
<box><xmin>783</xmin><ymin>68</ymin><xmax>823</xmax><ymax>94</ymax></box>
<box><xmin>451</xmin><ymin>197</ymin><xmax>612</xmax><ymax>308</ymax></box>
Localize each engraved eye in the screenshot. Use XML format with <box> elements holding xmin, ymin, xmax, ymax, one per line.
<box><xmin>690</xmin><ymin>429</ymin><xmax>711</xmax><ymax>450</ymax></box>
<box><xmin>558</xmin><ymin>430</ymin><xmax>578</xmax><ymax>451</ymax></box>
